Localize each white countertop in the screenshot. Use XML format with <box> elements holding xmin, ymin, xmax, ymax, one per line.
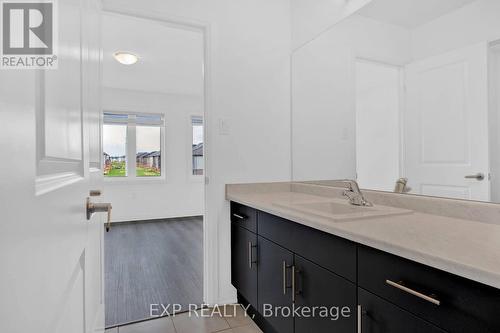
<box><xmin>226</xmin><ymin>183</ymin><xmax>500</xmax><ymax>290</ymax></box>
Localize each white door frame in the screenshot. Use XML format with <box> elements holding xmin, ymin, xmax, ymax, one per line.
<box><xmin>99</xmin><ymin>4</ymin><xmax>217</xmax><ymax>304</ymax></box>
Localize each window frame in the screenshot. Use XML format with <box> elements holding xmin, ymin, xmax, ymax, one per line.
<box><xmin>103</xmin><ymin>110</ymin><xmax>166</xmax><ymax>183</ymax></box>
<box><xmin>189</xmin><ymin>114</ymin><xmax>204</xmax><ymax>181</ymax></box>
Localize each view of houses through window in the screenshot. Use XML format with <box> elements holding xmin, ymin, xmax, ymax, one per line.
<box><xmin>192</xmin><ymin>116</ymin><xmax>204</xmax><ymax>175</ymax></box>
<box><xmin>136</xmin><ymin>126</ymin><xmax>161</xmax><ymax>177</ymax></box>
<box><xmin>103</xmin><ymin>112</ymin><xmax>164</xmax><ymax>178</ymax></box>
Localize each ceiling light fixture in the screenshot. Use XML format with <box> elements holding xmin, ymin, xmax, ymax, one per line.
<box><xmin>113</xmin><ymin>51</ymin><xmax>139</xmax><ymax>65</ymax></box>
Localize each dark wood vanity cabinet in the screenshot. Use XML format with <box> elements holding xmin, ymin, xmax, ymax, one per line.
<box><xmin>358</xmin><ymin>288</ymin><xmax>446</xmax><ymax>333</ymax></box>
<box><xmin>294</xmin><ymin>255</ymin><xmax>356</xmax><ymax>333</ymax></box>
<box><xmin>257</xmin><ymin>236</ymin><xmax>294</xmax><ymax>333</ymax></box>
<box><xmin>232</xmin><ymin>204</ymin><xmax>357</xmax><ymax>333</ymax></box>
<box><xmin>358</xmin><ymin>246</ymin><xmax>500</xmax><ymax>333</ymax></box>
<box><xmin>231</xmin><ymin>223</ymin><xmax>258</xmax><ymax>309</ymax></box>
<box><xmin>230</xmin><ymin>201</ymin><xmax>257</xmax><ymax>232</ymax></box>
<box><xmin>230</xmin><ymin>202</ymin><xmax>500</xmax><ymax>333</ymax></box>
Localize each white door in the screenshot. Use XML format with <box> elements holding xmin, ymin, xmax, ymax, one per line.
<box><xmin>404</xmin><ymin>42</ymin><xmax>490</xmax><ymax>201</ymax></box>
<box><xmin>355</xmin><ymin>59</ymin><xmax>402</xmax><ymax>192</ymax></box>
<box><xmin>0</xmin><ymin>0</ymin><xmax>105</xmax><ymax>333</ymax></box>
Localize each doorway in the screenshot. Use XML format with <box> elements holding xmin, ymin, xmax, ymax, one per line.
<box><xmin>100</xmin><ymin>12</ymin><xmax>206</xmax><ymax>328</ymax></box>
<box><xmin>355</xmin><ymin>59</ymin><xmax>402</xmax><ymax>192</ymax></box>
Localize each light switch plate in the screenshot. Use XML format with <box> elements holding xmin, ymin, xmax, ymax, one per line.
<box><xmin>218</xmin><ymin>118</ymin><xmax>230</xmax><ymax>135</ymax></box>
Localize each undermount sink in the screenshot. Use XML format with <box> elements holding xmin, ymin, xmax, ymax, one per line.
<box><xmin>273</xmin><ymin>199</ymin><xmax>412</xmax><ymax>222</ymax></box>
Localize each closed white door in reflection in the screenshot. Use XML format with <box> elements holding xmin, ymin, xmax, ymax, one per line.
<box><xmin>405</xmin><ymin>42</ymin><xmax>490</xmax><ymax>201</ymax></box>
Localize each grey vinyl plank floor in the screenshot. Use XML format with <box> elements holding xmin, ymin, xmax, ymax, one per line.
<box><xmin>105</xmin><ymin>217</ymin><xmax>203</xmax><ymax>327</ymax></box>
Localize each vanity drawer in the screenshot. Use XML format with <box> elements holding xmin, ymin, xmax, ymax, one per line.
<box><xmin>258</xmin><ymin>211</ymin><xmax>356</xmax><ymax>282</ymax></box>
<box><xmin>358</xmin><ymin>246</ymin><xmax>500</xmax><ymax>333</ymax></box>
<box><xmin>359</xmin><ymin>288</ymin><xmax>446</xmax><ymax>333</ymax></box>
<box><xmin>230</xmin><ymin>202</ymin><xmax>257</xmax><ymax>233</ymax></box>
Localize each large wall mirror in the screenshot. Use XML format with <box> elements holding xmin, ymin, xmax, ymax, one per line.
<box><xmin>291</xmin><ymin>0</ymin><xmax>500</xmax><ymax>203</ymax></box>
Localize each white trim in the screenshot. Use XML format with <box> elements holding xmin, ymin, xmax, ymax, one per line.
<box><xmin>127</xmin><ymin>118</ymin><xmax>136</xmax><ymax>177</ymax></box>
<box><xmin>188</xmin><ymin>113</ymin><xmax>205</xmax><ymax>182</ymax></box>
<box><xmin>100</xmin><ymin>6</ymin><xmax>217</xmax><ymax>305</ymax></box>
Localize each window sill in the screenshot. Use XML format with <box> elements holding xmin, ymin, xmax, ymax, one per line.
<box><xmin>103</xmin><ymin>176</ymin><xmax>168</xmax><ymax>185</ymax></box>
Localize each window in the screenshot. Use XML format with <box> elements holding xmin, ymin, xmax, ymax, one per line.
<box><xmin>103</xmin><ymin>124</ymin><xmax>127</xmax><ymax>177</ymax></box>
<box><xmin>136</xmin><ymin>126</ymin><xmax>161</xmax><ymax>177</ymax></box>
<box><xmin>191</xmin><ymin>116</ymin><xmax>204</xmax><ymax>176</ymax></box>
<box><xmin>103</xmin><ymin>112</ymin><xmax>164</xmax><ymax>179</ymax></box>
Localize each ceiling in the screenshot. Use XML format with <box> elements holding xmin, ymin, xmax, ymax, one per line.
<box><xmin>102</xmin><ymin>13</ymin><xmax>204</xmax><ymax>96</ymax></box>
<box><xmin>357</xmin><ymin>0</ymin><xmax>477</xmax><ymax>29</ymax></box>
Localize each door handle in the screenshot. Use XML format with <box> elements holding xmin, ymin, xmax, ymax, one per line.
<box><xmin>464</xmin><ymin>173</ymin><xmax>485</xmax><ymax>181</ymax></box>
<box><xmin>86</xmin><ymin>198</ymin><xmax>113</xmax><ymax>232</ymax></box>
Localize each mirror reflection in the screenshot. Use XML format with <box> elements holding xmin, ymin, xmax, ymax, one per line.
<box><xmin>291</xmin><ymin>0</ymin><xmax>500</xmax><ymax>202</ymax></box>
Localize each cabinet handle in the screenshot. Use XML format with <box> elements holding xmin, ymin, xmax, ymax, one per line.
<box><xmin>386</xmin><ymin>280</ymin><xmax>441</xmax><ymax>306</ymax></box>
<box><xmin>283</xmin><ymin>261</ymin><xmax>287</xmax><ymax>295</ymax></box>
<box><xmin>291</xmin><ymin>265</ymin><xmax>296</xmax><ymax>303</ymax></box>
<box><xmin>233</xmin><ymin>213</ymin><xmax>246</xmax><ymax>220</ymax></box>
<box><xmin>357</xmin><ymin>305</ymin><xmax>362</xmax><ymax>333</ymax></box>
<box><xmin>282</xmin><ymin>261</ymin><xmax>293</xmax><ymax>295</ymax></box>
<box><xmin>248</xmin><ymin>242</ymin><xmax>257</xmax><ymax>269</ymax></box>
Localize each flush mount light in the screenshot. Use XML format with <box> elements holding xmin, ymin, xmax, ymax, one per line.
<box><xmin>113</xmin><ymin>51</ymin><xmax>139</xmax><ymax>65</ymax></box>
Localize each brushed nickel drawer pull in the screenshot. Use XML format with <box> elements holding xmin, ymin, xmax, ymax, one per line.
<box><xmin>386</xmin><ymin>280</ymin><xmax>441</xmax><ymax>306</ymax></box>
<box><xmin>357</xmin><ymin>305</ymin><xmax>362</xmax><ymax>333</ymax></box>
<box><xmin>233</xmin><ymin>213</ymin><xmax>246</xmax><ymax>220</ymax></box>
<box><xmin>283</xmin><ymin>261</ymin><xmax>287</xmax><ymax>295</ymax></box>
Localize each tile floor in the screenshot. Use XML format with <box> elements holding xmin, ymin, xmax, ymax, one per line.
<box><xmin>105</xmin><ymin>305</ymin><xmax>262</xmax><ymax>333</ymax></box>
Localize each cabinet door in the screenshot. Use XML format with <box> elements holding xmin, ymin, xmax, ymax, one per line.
<box><xmin>294</xmin><ymin>255</ymin><xmax>356</xmax><ymax>333</ymax></box>
<box><xmin>231</xmin><ymin>224</ymin><xmax>258</xmax><ymax>309</ymax></box>
<box><xmin>258</xmin><ymin>236</ymin><xmax>294</xmax><ymax>333</ymax></box>
<box><xmin>358</xmin><ymin>288</ymin><xmax>447</xmax><ymax>333</ymax></box>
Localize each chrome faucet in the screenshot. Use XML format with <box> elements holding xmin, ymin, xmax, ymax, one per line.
<box><xmin>331</xmin><ymin>180</ymin><xmax>372</xmax><ymax>206</ymax></box>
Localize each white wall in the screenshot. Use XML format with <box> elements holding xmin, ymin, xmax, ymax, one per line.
<box><xmin>292</xmin><ymin>14</ymin><xmax>411</xmax><ymax>181</ymax></box>
<box><xmin>102</xmin><ymin>87</ymin><xmax>204</xmax><ymax>221</ymax></box>
<box><xmin>103</xmin><ymin>0</ymin><xmax>292</xmax><ymax>305</ymax></box>
<box><xmin>411</xmin><ymin>0</ymin><xmax>500</xmax><ymax>60</ymax></box>
<box><xmin>291</xmin><ymin>0</ymin><xmax>373</xmax><ymax>49</ymax></box>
